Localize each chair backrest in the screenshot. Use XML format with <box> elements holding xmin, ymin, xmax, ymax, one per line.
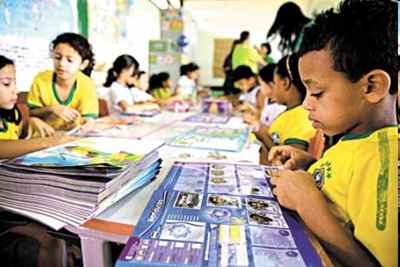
<box><xmin>98</xmin><ymin>98</ymin><xmax>110</xmax><ymax>117</ymax></box>
<box><xmin>17</xmin><ymin>92</ymin><xmax>30</xmax><ymax>125</ymax></box>
<box><xmin>308</xmin><ymin>129</ymin><xmax>325</xmax><ymax>160</ymax></box>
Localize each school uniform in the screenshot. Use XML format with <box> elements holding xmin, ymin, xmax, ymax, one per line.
<box><xmin>152</xmin><ymin>87</ymin><xmax>173</xmax><ymax>100</ymax></box>
<box><xmin>260</xmin><ymin>101</ymin><xmax>286</xmax><ymax>127</ymax></box>
<box><xmin>268</xmin><ymin>105</ymin><xmax>316</xmax><ymax>147</ymax></box>
<box><xmin>27</xmin><ymin>70</ymin><xmax>99</xmax><ymax>129</ymax></box>
<box><xmin>177</xmin><ymin>75</ymin><xmax>196</xmax><ymax>100</ymax></box>
<box><xmin>108</xmin><ymin>82</ymin><xmax>134</xmax><ymax>114</ymax></box>
<box><xmin>308</xmin><ymin>126</ymin><xmax>398</xmax><ymax>267</ymax></box>
<box><xmin>239</xmin><ymin>86</ymin><xmax>259</xmax><ymax>107</ymax></box>
<box><xmin>0</xmin><ymin>107</ymin><xmax>39</xmax><ymax>267</ymax></box>
<box><xmin>130</xmin><ymin>87</ymin><xmax>154</xmax><ymax>103</ymax></box>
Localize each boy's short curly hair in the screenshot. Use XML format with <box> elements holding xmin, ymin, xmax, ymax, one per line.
<box><xmin>298</xmin><ymin>0</ymin><xmax>397</xmax><ymax>95</ymax></box>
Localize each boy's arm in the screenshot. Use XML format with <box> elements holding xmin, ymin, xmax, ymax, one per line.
<box><xmin>270</xmin><ymin>170</ymin><xmax>378</xmax><ymax>267</ymax></box>
<box><xmin>0</xmin><ymin>135</ymin><xmax>75</xmax><ymax>159</ymax></box>
<box><xmin>254</xmin><ymin>125</ymin><xmax>275</xmax><ymax>150</ymax></box>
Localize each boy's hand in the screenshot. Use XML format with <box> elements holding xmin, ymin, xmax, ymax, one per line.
<box><xmin>51</xmin><ymin>105</ymin><xmax>80</xmax><ymax>122</ymax></box>
<box><xmin>26</xmin><ymin>117</ymin><xmax>55</xmax><ymax>138</ymax></box>
<box><xmin>270</xmin><ymin>169</ymin><xmax>320</xmax><ymax>211</ymax></box>
<box><xmin>236</xmin><ymin>102</ymin><xmax>256</xmax><ymax>114</ymax></box>
<box><xmin>268</xmin><ymin>145</ymin><xmax>316</xmax><ymax>170</ymax></box>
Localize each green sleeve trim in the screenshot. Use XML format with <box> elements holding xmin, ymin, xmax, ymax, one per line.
<box><xmin>284</xmin><ymin>138</ymin><xmax>309</xmax><ymax>148</ymax></box>
<box><xmin>82</xmin><ymin>113</ymin><xmax>98</xmax><ymax>118</ymax></box>
<box><xmin>376</xmin><ymin>131</ymin><xmax>389</xmax><ymax>230</ymax></box>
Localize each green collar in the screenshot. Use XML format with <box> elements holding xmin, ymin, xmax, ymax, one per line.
<box><xmin>52</xmin><ymin>74</ymin><xmax>77</xmax><ymax>105</ymax></box>
<box><xmin>341</xmin><ymin>125</ymin><xmax>397</xmax><ymax>141</ymax></box>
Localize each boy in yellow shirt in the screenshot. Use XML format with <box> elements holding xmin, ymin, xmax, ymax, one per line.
<box><xmin>269</xmin><ymin>1</ymin><xmax>397</xmax><ymax>266</ymax></box>
<box><xmin>28</xmin><ymin>32</ymin><xmax>98</xmax><ymax>130</ymax></box>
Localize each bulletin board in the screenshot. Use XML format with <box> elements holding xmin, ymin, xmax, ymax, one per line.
<box><xmin>0</xmin><ymin>0</ymin><xmax>76</xmax><ymax>91</ymax></box>
<box><xmin>213</xmin><ymin>38</ymin><xmax>234</xmax><ymax>79</ymax></box>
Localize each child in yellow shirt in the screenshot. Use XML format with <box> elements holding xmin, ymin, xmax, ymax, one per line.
<box><xmin>269</xmin><ymin>1</ymin><xmax>397</xmax><ymax>266</ymax></box>
<box><xmin>27</xmin><ymin>32</ymin><xmax>99</xmax><ymax>130</ymax></box>
<box><xmin>0</xmin><ymin>55</ymin><xmax>73</xmax><ymax>266</ymax></box>
<box><xmin>250</xmin><ymin>55</ymin><xmax>315</xmax><ymax>163</ymax></box>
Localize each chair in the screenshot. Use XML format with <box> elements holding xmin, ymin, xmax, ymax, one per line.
<box><xmin>17</xmin><ymin>92</ymin><xmax>30</xmax><ymax>125</ymax></box>
<box><xmin>98</xmin><ymin>98</ymin><xmax>110</xmax><ymax>117</ymax></box>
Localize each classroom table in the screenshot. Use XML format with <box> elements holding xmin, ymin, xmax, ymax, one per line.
<box><xmin>66</xmin><ymin>140</ymin><xmax>263</xmax><ymax>267</ymax></box>
<box><xmin>64</xmin><ymin>112</ymin><xmax>260</xmax><ymax>267</ymax></box>
<box><xmin>1</xmin><ymin>111</ymin><xmax>333</xmax><ymax>267</ymax></box>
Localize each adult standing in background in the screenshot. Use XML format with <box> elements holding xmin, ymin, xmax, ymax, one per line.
<box><xmin>267</xmin><ymin>2</ymin><xmax>311</xmax><ymax>54</ymax></box>
<box><xmin>222</xmin><ymin>39</ymin><xmax>241</xmax><ymax>95</ymax></box>
<box><xmin>232</xmin><ymin>31</ymin><xmax>265</xmax><ymax>73</ymax></box>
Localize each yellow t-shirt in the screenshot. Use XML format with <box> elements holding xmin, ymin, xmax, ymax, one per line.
<box><xmin>308</xmin><ymin>126</ymin><xmax>398</xmax><ymax>267</ymax></box>
<box><xmin>152</xmin><ymin>87</ymin><xmax>173</xmax><ymax>100</ymax></box>
<box><xmin>268</xmin><ymin>105</ymin><xmax>316</xmax><ymax>148</ymax></box>
<box><xmin>0</xmin><ymin>109</ymin><xmax>22</xmax><ymax>140</ymax></box>
<box><xmin>27</xmin><ymin>70</ymin><xmax>99</xmax><ymax>129</ymax></box>
<box><xmin>232</xmin><ymin>43</ymin><xmax>263</xmax><ymax>73</ymax></box>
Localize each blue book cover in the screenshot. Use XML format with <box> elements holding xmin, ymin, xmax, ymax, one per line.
<box><xmin>116</xmin><ymin>162</ymin><xmax>323</xmax><ymax>267</ymax></box>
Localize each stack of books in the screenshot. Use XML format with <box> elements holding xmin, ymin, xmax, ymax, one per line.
<box><xmin>0</xmin><ymin>137</ymin><xmax>163</xmax><ymax>229</ymax></box>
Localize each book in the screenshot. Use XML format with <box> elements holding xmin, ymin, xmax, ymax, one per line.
<box><xmin>116</xmin><ymin>162</ymin><xmax>322</xmax><ymax>267</ymax></box>
<box><xmin>0</xmin><ymin>137</ymin><xmax>164</xmax><ymax>229</ymax></box>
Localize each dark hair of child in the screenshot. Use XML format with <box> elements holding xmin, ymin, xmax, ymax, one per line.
<box><xmin>180</xmin><ymin>63</ymin><xmax>199</xmax><ymax>76</ymax></box>
<box><xmin>298</xmin><ymin>0</ymin><xmax>397</xmax><ymax>95</ymax></box>
<box><xmin>149</xmin><ymin>72</ymin><xmax>170</xmax><ymax>91</ymax></box>
<box><xmin>51</xmin><ymin>32</ymin><xmax>95</xmax><ymax>77</ymax></box>
<box><xmin>275</xmin><ymin>54</ymin><xmax>306</xmax><ymax>101</ymax></box>
<box><xmin>261</xmin><ymin>43</ymin><xmax>272</xmax><ymax>54</ymax></box>
<box><xmin>103</xmin><ymin>54</ymin><xmax>139</xmax><ymax>87</ymax></box>
<box><xmin>0</xmin><ymin>55</ymin><xmax>21</xmax><ymax>124</ymax></box>
<box><xmin>232</xmin><ymin>65</ymin><xmax>256</xmax><ymax>82</ymax></box>
<box><xmin>259</xmin><ymin>63</ymin><xmax>276</xmax><ymax>83</ymax></box>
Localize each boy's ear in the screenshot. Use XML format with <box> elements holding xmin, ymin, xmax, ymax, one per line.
<box><xmin>80</xmin><ymin>59</ymin><xmax>90</xmax><ymax>71</ymax></box>
<box><xmin>282</xmin><ymin>77</ymin><xmax>291</xmax><ymax>90</ymax></box>
<box><xmin>362</xmin><ymin>69</ymin><xmax>390</xmax><ymax>103</ymax></box>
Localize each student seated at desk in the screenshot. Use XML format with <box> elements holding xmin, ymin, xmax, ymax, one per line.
<box><xmin>149</xmin><ymin>72</ymin><xmax>181</xmax><ymax>106</ymax></box>
<box><xmin>242</xmin><ymin>63</ymin><xmax>286</xmax><ymax>127</ymax></box>
<box><xmin>27</xmin><ymin>32</ymin><xmax>99</xmax><ymax>131</ymax></box>
<box><xmin>0</xmin><ymin>55</ymin><xmax>73</xmax><ymax>267</ymax></box>
<box><xmin>176</xmin><ymin>62</ymin><xmax>206</xmax><ymax>101</ymax></box>
<box><xmin>232</xmin><ymin>65</ymin><xmax>260</xmax><ymax>109</ymax></box>
<box><xmin>268</xmin><ymin>1</ymin><xmax>397</xmax><ymax>266</ymax></box>
<box><xmin>249</xmin><ymin>55</ymin><xmax>315</xmax><ymax>164</ymax></box>
<box><xmin>129</xmin><ymin>71</ymin><xmax>154</xmax><ymax>104</ymax></box>
<box><xmin>104</xmin><ymin>55</ymin><xmax>159</xmax><ymax>114</ymax></box>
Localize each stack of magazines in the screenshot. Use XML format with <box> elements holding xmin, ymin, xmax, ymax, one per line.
<box><xmin>0</xmin><ymin>137</ymin><xmax>163</xmax><ymax>229</ymax></box>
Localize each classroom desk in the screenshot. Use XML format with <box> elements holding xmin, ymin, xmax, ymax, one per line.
<box><xmin>63</xmin><ymin>113</ymin><xmax>332</xmax><ymax>267</ymax></box>
<box><xmin>67</xmin><ymin>154</ymin><xmax>333</xmax><ymax>267</ymax></box>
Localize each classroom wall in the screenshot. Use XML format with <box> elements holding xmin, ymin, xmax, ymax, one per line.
<box><xmin>184</xmin><ymin>0</ymin><xmax>341</xmax><ymax>87</ymax></box>
<box><xmin>90</xmin><ymin>0</ymin><xmax>161</xmax><ymax>87</ymax></box>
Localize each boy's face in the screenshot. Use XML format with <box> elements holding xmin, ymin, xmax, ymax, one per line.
<box><xmin>299</xmin><ymin>49</ymin><xmax>366</xmax><ymax>136</ymax></box>
<box><xmin>0</xmin><ymin>64</ymin><xmax>17</xmax><ymax>110</ymax></box>
<box><xmin>52</xmin><ymin>43</ymin><xmax>86</xmax><ymax>81</ymax></box>
<box><xmin>235</xmin><ymin>77</ymin><xmax>255</xmax><ymax>93</ymax></box>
